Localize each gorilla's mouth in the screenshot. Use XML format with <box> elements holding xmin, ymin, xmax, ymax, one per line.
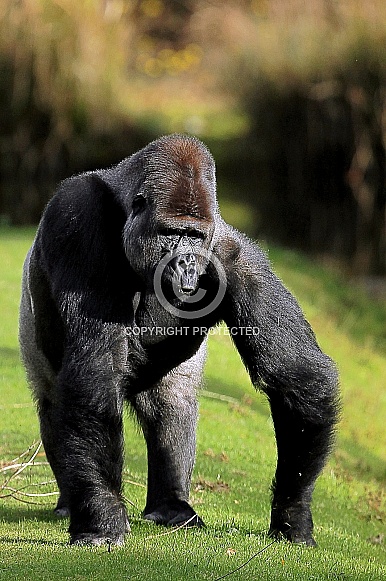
<box><xmin>175</xmin><ymin>252</ymin><xmax>198</xmax><ymax>294</ymax></box>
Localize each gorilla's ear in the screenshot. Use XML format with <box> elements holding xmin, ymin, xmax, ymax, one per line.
<box><xmin>213</xmin><ymin>228</ymin><xmax>242</xmax><ymax>266</ymax></box>
<box><xmin>37</xmin><ymin>173</ymin><xmax>135</xmax><ymax>319</ymax></box>
<box><xmin>131</xmin><ymin>192</ymin><xmax>148</xmax><ymax>216</ymax></box>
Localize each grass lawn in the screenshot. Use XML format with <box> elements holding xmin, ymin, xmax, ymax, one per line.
<box><xmin>0</xmin><ymin>226</ymin><xmax>385</xmax><ymax>580</ymax></box>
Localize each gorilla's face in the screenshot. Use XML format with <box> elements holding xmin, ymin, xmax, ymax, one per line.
<box><xmin>124</xmin><ymin>136</ymin><xmax>217</xmax><ymax>299</ymax></box>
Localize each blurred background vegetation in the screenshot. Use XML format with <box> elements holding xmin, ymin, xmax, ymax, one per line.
<box><xmin>1</xmin><ymin>0</ymin><xmax>385</xmax><ymax>276</ymax></box>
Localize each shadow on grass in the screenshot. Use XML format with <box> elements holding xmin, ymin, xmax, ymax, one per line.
<box><xmin>0</xmin><ymin>536</ymin><xmax>67</xmax><ymax>546</ymax></box>
<box><xmin>0</xmin><ymin>225</ymin><xmax>36</xmax><ymax>242</ymax></box>
<box><xmin>0</xmin><ymin>346</ymin><xmax>23</xmax><ymax>366</ymax></box>
<box><xmin>268</xmin><ymin>245</ymin><xmax>386</xmax><ymax>356</ymax></box>
<box><xmin>202</xmin><ymin>376</ymin><xmax>271</xmax><ymax>418</ymax></box>
<box><xmin>0</xmin><ymin>506</ymin><xmax>59</xmax><ymax>524</ymax></box>
<box><xmin>334</xmin><ymin>436</ymin><xmax>386</xmax><ymax>486</ymax></box>
<box><xmin>204</xmin><ymin>377</ymin><xmax>386</xmax><ymax>487</ymax></box>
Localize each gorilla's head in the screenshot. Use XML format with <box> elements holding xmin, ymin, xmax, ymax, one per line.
<box><xmin>123</xmin><ymin>135</ymin><xmax>218</xmax><ymax>299</ymax></box>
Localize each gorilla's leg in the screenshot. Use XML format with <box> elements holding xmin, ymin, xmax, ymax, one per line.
<box><xmin>51</xmin><ymin>344</ymin><xmax>129</xmax><ymax>546</ymax></box>
<box><xmin>130</xmin><ymin>344</ymin><xmax>206</xmax><ymax>527</ymax></box>
<box><xmin>38</xmin><ymin>397</ymin><xmax>70</xmax><ymax>516</ymax></box>
<box><xmin>19</xmin><ymin>255</ymin><xmax>69</xmax><ymax>515</ymax></box>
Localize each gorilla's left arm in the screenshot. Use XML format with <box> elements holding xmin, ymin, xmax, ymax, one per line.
<box><xmin>214</xmin><ymin>222</ymin><xmax>339</xmax><ymax>545</ymax></box>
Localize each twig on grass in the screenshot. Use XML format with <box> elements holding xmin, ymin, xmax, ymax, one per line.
<box><xmin>0</xmin><ymin>462</ymin><xmax>49</xmax><ymax>473</ymax></box>
<box><xmin>201</xmin><ymin>390</ymin><xmax>240</xmax><ymax>405</ymax></box>
<box><xmin>2</xmin><ymin>442</ymin><xmax>139</xmax><ymax>510</ymax></box>
<box><xmin>144</xmin><ymin>514</ymin><xmax>197</xmax><ymax>540</ymax></box>
<box><xmin>1</xmin><ymin>479</ymin><xmax>56</xmax><ymax>489</ymax></box>
<box><xmin>0</xmin><ymin>441</ymin><xmax>56</xmax><ymax>505</ymax></box>
<box><xmin>0</xmin><ymin>403</ymin><xmax>34</xmax><ymax>410</ymax></box>
<box><xmin>7</xmin><ymin>440</ymin><xmax>40</xmax><ymax>465</ymax></box>
<box><xmin>122</xmin><ymin>495</ymin><xmax>138</xmax><ymax>509</ymax></box>
<box><xmin>1</xmin><ymin>440</ymin><xmax>43</xmax><ymax>490</ymax></box>
<box><xmin>124</xmin><ymin>478</ymin><xmax>146</xmax><ymax>488</ymax></box>
<box><xmin>1</xmin><ymin>485</ymin><xmax>59</xmax><ymax>499</ymax></box>
<box><xmin>0</xmin><ymin>494</ymin><xmax>52</xmax><ymax>506</ymax></box>
<box><xmin>212</xmin><ymin>539</ymin><xmax>277</xmax><ymax>581</ymax></box>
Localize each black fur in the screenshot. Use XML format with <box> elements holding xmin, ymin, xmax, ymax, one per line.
<box><xmin>19</xmin><ymin>134</ymin><xmax>339</xmax><ymax>546</ymax></box>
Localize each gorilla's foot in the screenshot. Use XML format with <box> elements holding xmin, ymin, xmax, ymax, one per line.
<box><xmin>268</xmin><ymin>526</ymin><xmax>316</xmax><ymax>546</ymax></box>
<box><xmin>70</xmin><ymin>532</ymin><xmax>125</xmax><ymax>546</ymax></box>
<box><xmin>68</xmin><ymin>496</ymin><xmax>130</xmax><ymax>546</ymax></box>
<box><xmin>69</xmin><ymin>516</ymin><xmax>131</xmax><ymax>545</ymax></box>
<box><xmin>143</xmin><ymin>500</ymin><xmax>204</xmax><ymax>527</ymax></box>
<box><xmin>268</xmin><ymin>503</ymin><xmax>316</xmax><ymax>546</ymax></box>
<box><xmin>54</xmin><ymin>494</ymin><xmax>70</xmax><ymax>518</ymax></box>
<box><xmin>54</xmin><ymin>506</ymin><xmax>70</xmax><ymax>518</ymax></box>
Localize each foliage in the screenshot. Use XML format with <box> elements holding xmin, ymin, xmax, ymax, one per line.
<box><xmin>0</xmin><ymin>0</ymin><xmax>127</xmax><ymax>126</ymax></box>
<box><xmin>0</xmin><ymin>227</ymin><xmax>385</xmax><ymax>580</ymax></box>
<box><xmin>0</xmin><ymin>0</ymin><xmax>145</xmax><ymax>223</ymax></box>
<box><xmin>0</xmin><ymin>0</ymin><xmax>385</xmax><ymax>266</ymax></box>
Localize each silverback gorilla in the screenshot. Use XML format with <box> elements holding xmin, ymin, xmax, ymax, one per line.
<box><xmin>19</xmin><ymin>134</ymin><xmax>339</xmax><ymax>546</ymax></box>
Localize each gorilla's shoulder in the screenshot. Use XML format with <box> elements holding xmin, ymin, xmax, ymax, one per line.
<box><xmin>40</xmin><ymin>171</ymin><xmax>124</xmax><ymax>235</ymax></box>
<box><xmin>36</xmin><ymin>170</ymin><xmax>127</xmax><ymax>276</ymax></box>
<box><xmin>48</xmin><ymin>171</ymin><xmax>113</xmax><ymax>217</ymax></box>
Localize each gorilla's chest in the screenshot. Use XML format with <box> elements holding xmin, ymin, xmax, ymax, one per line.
<box><xmin>126</xmin><ymin>328</ymin><xmax>206</xmax><ymax>393</ymax></box>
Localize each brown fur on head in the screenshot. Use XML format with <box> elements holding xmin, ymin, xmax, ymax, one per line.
<box><xmin>143</xmin><ymin>134</ymin><xmax>217</xmax><ymax>230</ymax></box>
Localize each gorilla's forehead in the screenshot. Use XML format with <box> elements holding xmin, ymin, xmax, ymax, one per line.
<box><xmin>143</xmin><ymin>135</ymin><xmax>217</xmax><ymax>223</ymax></box>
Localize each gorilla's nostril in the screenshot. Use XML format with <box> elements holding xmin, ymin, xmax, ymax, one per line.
<box><xmin>178</xmin><ymin>253</ymin><xmax>196</xmax><ymax>269</ymax></box>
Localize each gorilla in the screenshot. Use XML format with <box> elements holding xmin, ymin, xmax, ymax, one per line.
<box><xmin>19</xmin><ymin>134</ymin><xmax>339</xmax><ymax>546</ymax></box>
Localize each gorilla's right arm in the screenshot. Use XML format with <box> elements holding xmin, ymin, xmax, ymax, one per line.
<box><xmin>213</xmin><ymin>223</ymin><xmax>339</xmax><ymax>546</ymax></box>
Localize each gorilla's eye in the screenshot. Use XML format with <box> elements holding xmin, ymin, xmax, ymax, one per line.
<box><xmin>132</xmin><ymin>194</ymin><xmax>147</xmax><ymax>216</ymax></box>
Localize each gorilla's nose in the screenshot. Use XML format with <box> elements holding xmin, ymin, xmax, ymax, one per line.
<box><xmin>177</xmin><ymin>253</ymin><xmax>198</xmax><ymax>293</ymax></box>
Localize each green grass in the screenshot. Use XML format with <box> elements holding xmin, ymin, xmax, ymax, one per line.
<box><xmin>0</xmin><ymin>227</ymin><xmax>385</xmax><ymax>580</ymax></box>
